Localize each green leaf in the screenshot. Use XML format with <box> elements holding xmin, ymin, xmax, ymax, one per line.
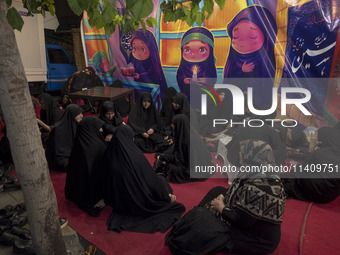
<box><xmin>77</xmin><ymin>0</ymin><xmax>88</xmax><ymax>10</ymax></box>
<box><xmin>175</xmin><ymin>7</ymin><xmax>185</xmax><ymax>20</ymax></box>
<box><xmin>102</xmin><ymin>1</ymin><xmax>118</xmax><ymax>24</ymax></box>
<box><xmin>163</xmin><ymin>10</ymin><xmax>176</xmax><ymax>22</ymax></box>
<box><xmin>203</xmin><ymin>0</ymin><xmax>214</xmax><ymax>19</ymax></box>
<box><xmin>141</xmin><ymin>19</ymin><xmax>146</xmax><ymax>33</ymax></box>
<box><xmin>45</xmin><ymin>2</ymin><xmax>56</xmax><ymax>16</ymax></box>
<box><xmin>88</xmin><ymin>9</ymin><xmax>102</xmax><ymax>28</ymax></box>
<box><xmin>196</xmin><ymin>12</ymin><xmax>205</xmax><ymax>26</ymax></box>
<box><xmin>146</xmin><ymin>17</ymin><xmax>157</xmax><ymax>28</ymax></box>
<box><xmin>126</xmin><ymin>0</ymin><xmax>153</xmax><ymax>20</ymax></box>
<box><xmin>190</xmin><ymin>4</ymin><xmax>199</xmax><ymax>23</ymax></box>
<box><xmin>67</xmin><ymin>0</ymin><xmax>83</xmax><ymax>16</ymax></box>
<box><xmin>6</xmin><ymin>0</ymin><xmax>12</xmax><ymax>8</ymax></box>
<box><xmin>6</xmin><ymin>7</ymin><xmax>24</xmax><ymax>31</ymax></box>
<box><xmin>132</xmin><ymin>19</ymin><xmax>139</xmax><ymax>30</ymax></box>
<box><xmin>215</xmin><ymin>0</ymin><xmax>226</xmax><ymax>11</ymax></box>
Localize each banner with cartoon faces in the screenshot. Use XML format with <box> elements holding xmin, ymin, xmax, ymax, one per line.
<box><xmin>81</xmin><ymin>0</ymin><xmax>339</xmax><ymax>127</ymax></box>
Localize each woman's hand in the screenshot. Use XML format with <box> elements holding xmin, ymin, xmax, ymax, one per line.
<box><xmin>105</xmin><ymin>134</ymin><xmax>113</xmax><ymax>142</ymax></box>
<box><xmin>169</xmin><ymin>194</ymin><xmax>176</xmax><ymax>203</ymax></box>
<box><xmin>142</xmin><ymin>132</ymin><xmax>149</xmax><ymax>139</ymax></box>
<box><xmin>210</xmin><ymin>194</ymin><xmax>225</xmax><ymax>215</ymax></box>
<box><xmin>147</xmin><ymin>128</ymin><xmax>154</xmax><ymax>135</ymax></box>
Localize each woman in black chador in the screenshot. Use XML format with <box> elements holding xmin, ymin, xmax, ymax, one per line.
<box><xmin>160</xmin><ymin>87</ymin><xmax>178</xmax><ymax>128</ymax></box>
<box><xmin>65</xmin><ymin>116</ymin><xmax>106</xmax><ymax>216</ymax></box>
<box><xmin>162</xmin><ymin>92</ymin><xmax>199</xmax><ymax>138</ymax></box>
<box><xmin>166</xmin><ymin>139</ymin><xmax>286</xmax><ymax>255</ymax></box>
<box><xmin>157</xmin><ymin>114</ymin><xmax>212</xmax><ymax>183</ymax></box>
<box><xmin>127</xmin><ymin>92</ymin><xmax>163</xmax><ymax>153</ymax></box>
<box><xmin>283</xmin><ymin>126</ymin><xmax>340</xmax><ymax>203</ymax></box>
<box><xmin>37</xmin><ymin>93</ymin><xmax>64</xmax><ymax>143</ymax></box>
<box><xmin>46</xmin><ymin>104</ymin><xmax>83</xmax><ymax>172</ymax></box>
<box><xmin>103</xmin><ymin>125</ymin><xmax>185</xmax><ymax>233</ymax></box>
<box><xmin>98</xmin><ymin>101</ymin><xmax>123</xmax><ymax>142</ymax></box>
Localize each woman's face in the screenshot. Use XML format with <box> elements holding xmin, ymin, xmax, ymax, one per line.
<box><xmin>232</xmin><ymin>20</ymin><xmax>264</xmax><ymax>54</ymax></box>
<box><xmin>172</xmin><ymin>102</ymin><xmax>180</xmax><ymax>110</ymax></box>
<box><xmin>105</xmin><ymin>111</ymin><xmax>115</xmax><ymax>120</ymax></box>
<box><xmin>132</xmin><ymin>39</ymin><xmax>150</xmax><ymax>61</ymax></box>
<box><xmin>183</xmin><ymin>40</ymin><xmax>210</xmax><ymax>63</ymax></box>
<box><xmin>74</xmin><ymin>113</ymin><xmax>83</xmax><ymax>123</ymax></box>
<box><xmin>142</xmin><ymin>100</ymin><xmax>151</xmax><ymax>109</ymax></box>
<box><xmin>39</xmin><ymin>100</ymin><xmax>46</xmax><ymax>110</ymax></box>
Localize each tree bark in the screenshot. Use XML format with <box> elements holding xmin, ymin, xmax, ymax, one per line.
<box><xmin>0</xmin><ymin>1</ymin><xmax>67</xmax><ymax>254</ymax></box>
<box><xmin>72</xmin><ymin>28</ymin><xmax>86</xmax><ymax>71</ymax></box>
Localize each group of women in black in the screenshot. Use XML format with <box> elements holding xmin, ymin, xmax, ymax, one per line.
<box><xmin>38</xmin><ymin>86</ymin><xmax>340</xmax><ymax>255</ymax></box>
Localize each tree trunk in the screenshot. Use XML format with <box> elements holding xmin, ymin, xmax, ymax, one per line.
<box><xmin>0</xmin><ymin>1</ymin><xmax>67</xmax><ymax>254</ymax></box>
<box><xmin>72</xmin><ymin>28</ymin><xmax>86</xmax><ymax>71</ymax></box>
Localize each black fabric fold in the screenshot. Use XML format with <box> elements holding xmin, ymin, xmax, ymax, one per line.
<box><xmin>103</xmin><ymin>125</ymin><xmax>185</xmax><ymax>233</ymax></box>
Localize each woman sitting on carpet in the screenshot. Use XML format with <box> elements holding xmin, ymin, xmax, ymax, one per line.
<box><xmin>98</xmin><ymin>101</ymin><xmax>124</xmax><ymax>142</ymax></box>
<box><xmin>160</xmin><ymin>87</ymin><xmax>177</xmax><ymax>128</ymax></box>
<box><xmin>283</xmin><ymin>126</ymin><xmax>340</xmax><ymax>203</ymax></box>
<box><xmin>274</xmin><ymin>124</ymin><xmax>309</xmax><ymax>161</ymax></box>
<box><xmin>127</xmin><ymin>92</ymin><xmax>163</xmax><ymax>153</ymax></box>
<box><xmin>65</xmin><ymin>117</ymin><xmax>107</xmax><ymax>216</ymax></box>
<box><xmin>103</xmin><ymin>125</ymin><xmax>185</xmax><ymax>233</ymax></box>
<box><xmin>36</xmin><ymin>93</ymin><xmax>64</xmax><ymax>143</ymax></box>
<box><xmin>45</xmin><ymin>104</ymin><xmax>83</xmax><ymax>172</ymax></box>
<box><xmin>156</xmin><ymin>114</ymin><xmax>212</xmax><ymax>183</ymax></box>
<box><xmin>166</xmin><ymin>139</ymin><xmax>286</xmax><ymax>255</ymax></box>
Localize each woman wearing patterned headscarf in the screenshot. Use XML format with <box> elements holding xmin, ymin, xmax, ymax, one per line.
<box><xmin>166</xmin><ymin>139</ymin><xmax>286</xmax><ymax>254</ymax></box>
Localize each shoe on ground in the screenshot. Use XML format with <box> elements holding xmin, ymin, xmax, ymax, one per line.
<box><xmin>9</xmin><ymin>226</ymin><xmax>31</xmax><ymax>240</ymax></box>
<box><xmin>0</xmin><ymin>231</ymin><xmax>21</xmax><ymax>246</ymax></box>
<box><xmin>13</xmin><ymin>239</ymin><xmax>35</xmax><ymax>254</ymax></box>
<box><xmin>60</xmin><ymin>218</ymin><xmax>68</xmax><ymax>229</ymax></box>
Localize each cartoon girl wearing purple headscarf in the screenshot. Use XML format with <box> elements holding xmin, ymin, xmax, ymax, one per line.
<box><xmin>223</xmin><ymin>5</ymin><xmax>277</xmax><ymax>79</ymax></box>
<box><xmin>176</xmin><ymin>27</ymin><xmax>217</xmax><ymax>103</ymax></box>
<box><xmin>129</xmin><ymin>29</ymin><xmax>167</xmax><ymax>101</ymax></box>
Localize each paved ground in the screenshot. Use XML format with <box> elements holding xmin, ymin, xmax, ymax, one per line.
<box><xmin>0</xmin><ymin>186</ymin><xmax>85</xmax><ymax>254</ymax></box>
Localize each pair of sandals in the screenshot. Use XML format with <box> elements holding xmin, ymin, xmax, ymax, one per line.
<box><xmin>0</xmin><ymin>203</ymin><xmax>27</xmax><ymax>228</ymax></box>
<box><xmin>0</xmin><ymin>175</ymin><xmax>21</xmax><ymax>191</ymax></box>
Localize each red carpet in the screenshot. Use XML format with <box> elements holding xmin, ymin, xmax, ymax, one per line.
<box><xmin>50</xmin><ymin>153</ymin><xmax>340</xmax><ymax>255</ymax></box>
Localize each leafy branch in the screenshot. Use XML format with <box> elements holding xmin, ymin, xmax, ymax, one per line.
<box><xmin>160</xmin><ymin>0</ymin><xmax>225</xmax><ymax>26</ymax></box>
<box><xmin>6</xmin><ymin>0</ymin><xmax>227</xmax><ymax>35</ymax></box>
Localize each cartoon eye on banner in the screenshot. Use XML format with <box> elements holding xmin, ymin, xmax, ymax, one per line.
<box><xmin>81</xmin><ymin>0</ymin><xmax>340</xmax><ymax>126</ymax></box>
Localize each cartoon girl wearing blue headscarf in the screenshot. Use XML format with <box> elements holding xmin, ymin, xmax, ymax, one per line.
<box><xmin>176</xmin><ymin>27</ymin><xmax>217</xmax><ymax>103</ymax></box>
<box><xmin>223</xmin><ymin>5</ymin><xmax>277</xmax><ymax>79</ymax></box>
<box><xmin>129</xmin><ymin>29</ymin><xmax>168</xmax><ymax>102</ymax></box>
<box><xmin>92</xmin><ymin>50</ymin><xmax>116</xmax><ymax>78</ymax></box>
